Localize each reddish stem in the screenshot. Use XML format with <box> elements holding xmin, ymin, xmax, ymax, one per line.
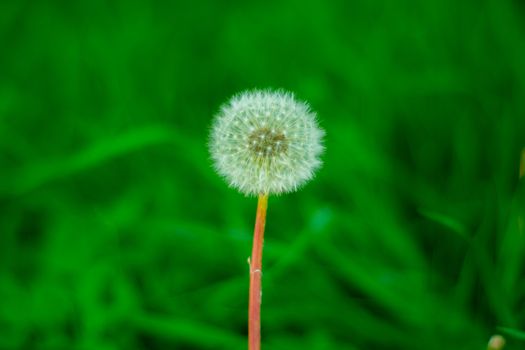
<box><xmin>248</xmin><ymin>194</ymin><xmax>268</xmax><ymax>350</ymax></box>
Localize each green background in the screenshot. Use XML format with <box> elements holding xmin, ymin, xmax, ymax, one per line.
<box><xmin>1</xmin><ymin>0</ymin><xmax>525</xmax><ymax>349</ymax></box>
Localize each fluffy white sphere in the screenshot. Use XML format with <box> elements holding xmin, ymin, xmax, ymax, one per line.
<box><xmin>210</xmin><ymin>90</ymin><xmax>324</xmax><ymax>195</ymax></box>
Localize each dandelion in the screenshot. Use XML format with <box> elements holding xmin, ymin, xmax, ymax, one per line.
<box><xmin>209</xmin><ymin>89</ymin><xmax>324</xmax><ymax>350</ymax></box>
<box><xmin>487</xmin><ymin>335</ymin><xmax>505</xmax><ymax>350</ymax></box>
<box><xmin>210</xmin><ymin>89</ymin><xmax>324</xmax><ymax>196</ymax></box>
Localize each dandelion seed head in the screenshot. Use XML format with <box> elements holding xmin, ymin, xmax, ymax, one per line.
<box><xmin>210</xmin><ymin>89</ymin><xmax>325</xmax><ymax>195</ymax></box>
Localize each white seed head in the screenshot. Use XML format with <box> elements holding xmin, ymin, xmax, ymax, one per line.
<box><xmin>209</xmin><ymin>89</ymin><xmax>324</xmax><ymax>195</ymax></box>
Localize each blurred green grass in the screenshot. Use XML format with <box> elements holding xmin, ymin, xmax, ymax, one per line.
<box><xmin>1</xmin><ymin>0</ymin><xmax>525</xmax><ymax>349</ymax></box>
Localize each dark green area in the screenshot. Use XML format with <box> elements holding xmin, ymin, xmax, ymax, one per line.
<box><xmin>1</xmin><ymin>0</ymin><xmax>525</xmax><ymax>349</ymax></box>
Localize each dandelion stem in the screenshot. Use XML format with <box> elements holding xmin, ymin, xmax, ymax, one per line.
<box><xmin>248</xmin><ymin>193</ymin><xmax>268</xmax><ymax>350</ymax></box>
<box><xmin>520</xmin><ymin>148</ymin><xmax>525</xmax><ymax>179</ymax></box>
